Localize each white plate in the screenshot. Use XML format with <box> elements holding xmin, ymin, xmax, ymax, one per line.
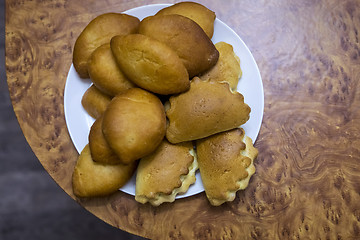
<box><xmin>64</xmin><ymin>4</ymin><xmax>264</xmax><ymax>198</ymax></box>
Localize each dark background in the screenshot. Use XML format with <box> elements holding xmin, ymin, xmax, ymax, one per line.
<box><xmin>0</xmin><ymin>0</ymin><xmax>145</xmax><ymax>239</ymax></box>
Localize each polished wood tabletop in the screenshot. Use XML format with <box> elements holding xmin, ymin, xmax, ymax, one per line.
<box><xmin>5</xmin><ymin>0</ymin><xmax>360</xmax><ymax>239</ymax></box>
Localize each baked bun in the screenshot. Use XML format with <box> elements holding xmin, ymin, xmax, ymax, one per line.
<box><xmin>110</xmin><ymin>34</ymin><xmax>189</xmax><ymax>95</ymax></box>
<box><xmin>200</xmin><ymin>42</ymin><xmax>241</xmax><ymax>90</ymax></box>
<box><xmin>135</xmin><ymin>140</ymin><xmax>198</xmax><ymax>206</ymax></box>
<box><xmin>72</xmin><ymin>144</ymin><xmax>137</xmax><ymax>198</ymax></box>
<box><xmin>81</xmin><ymin>85</ymin><xmax>111</xmax><ymax>119</ymax></box>
<box><xmin>139</xmin><ymin>14</ymin><xmax>219</xmax><ymax>77</ymax></box>
<box><xmin>196</xmin><ymin>128</ymin><xmax>258</xmax><ymax>206</ymax></box>
<box><xmin>156</xmin><ymin>2</ymin><xmax>216</xmax><ymax>38</ymax></box>
<box><xmin>102</xmin><ymin>88</ymin><xmax>166</xmax><ymax>164</ymax></box>
<box><xmin>73</xmin><ymin>13</ymin><xmax>140</xmax><ymax>78</ymax></box>
<box><xmin>166</xmin><ymin>77</ymin><xmax>251</xmax><ymax>143</ymax></box>
<box><xmin>88</xmin><ymin>116</ymin><xmax>120</xmax><ymax>165</ymax></box>
<box><xmin>88</xmin><ymin>43</ymin><xmax>136</xmax><ymax>97</ymax></box>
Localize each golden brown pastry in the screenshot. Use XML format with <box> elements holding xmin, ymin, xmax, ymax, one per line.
<box><xmin>102</xmin><ymin>88</ymin><xmax>166</xmax><ymax>164</ymax></box>
<box><xmin>156</xmin><ymin>2</ymin><xmax>216</xmax><ymax>39</ymax></box>
<box><xmin>72</xmin><ymin>144</ymin><xmax>137</xmax><ymax>198</ymax></box>
<box><xmin>166</xmin><ymin>77</ymin><xmax>251</xmax><ymax>143</ymax></box>
<box><xmin>135</xmin><ymin>140</ymin><xmax>198</xmax><ymax>206</ymax></box>
<box><xmin>110</xmin><ymin>34</ymin><xmax>189</xmax><ymax>95</ymax></box>
<box><xmin>88</xmin><ymin>116</ymin><xmax>120</xmax><ymax>165</ymax></box>
<box><xmin>73</xmin><ymin>13</ymin><xmax>140</xmax><ymax>78</ymax></box>
<box><xmin>87</xmin><ymin>43</ymin><xmax>136</xmax><ymax>97</ymax></box>
<box><xmin>200</xmin><ymin>42</ymin><xmax>242</xmax><ymax>90</ymax></box>
<box><xmin>81</xmin><ymin>85</ymin><xmax>111</xmax><ymax>119</ymax></box>
<box><xmin>196</xmin><ymin>128</ymin><xmax>258</xmax><ymax>206</ymax></box>
<box><xmin>139</xmin><ymin>14</ymin><xmax>219</xmax><ymax>77</ymax></box>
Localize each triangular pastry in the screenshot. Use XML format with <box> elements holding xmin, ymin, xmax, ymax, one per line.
<box><xmin>166</xmin><ymin>77</ymin><xmax>250</xmax><ymax>143</ymax></box>
<box><xmin>200</xmin><ymin>41</ymin><xmax>242</xmax><ymax>90</ymax></box>
<box><xmin>196</xmin><ymin>128</ymin><xmax>258</xmax><ymax>206</ymax></box>
<box><xmin>135</xmin><ymin>140</ymin><xmax>198</xmax><ymax>206</ymax></box>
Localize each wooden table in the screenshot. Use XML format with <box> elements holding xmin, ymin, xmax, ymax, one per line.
<box><xmin>6</xmin><ymin>0</ymin><xmax>360</xmax><ymax>239</ymax></box>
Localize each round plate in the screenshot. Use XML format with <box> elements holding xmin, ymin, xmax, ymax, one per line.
<box><xmin>64</xmin><ymin>4</ymin><xmax>264</xmax><ymax>198</ymax></box>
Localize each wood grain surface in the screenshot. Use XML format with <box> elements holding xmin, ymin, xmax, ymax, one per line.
<box><xmin>5</xmin><ymin>0</ymin><xmax>360</xmax><ymax>239</ymax></box>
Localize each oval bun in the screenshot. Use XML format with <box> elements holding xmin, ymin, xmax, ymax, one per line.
<box><xmin>88</xmin><ymin>116</ymin><xmax>120</xmax><ymax>165</ymax></box>
<box><xmin>139</xmin><ymin>14</ymin><xmax>219</xmax><ymax>78</ymax></box>
<box><xmin>156</xmin><ymin>2</ymin><xmax>216</xmax><ymax>38</ymax></box>
<box><xmin>102</xmin><ymin>88</ymin><xmax>166</xmax><ymax>164</ymax></box>
<box><xmin>81</xmin><ymin>85</ymin><xmax>111</xmax><ymax>119</ymax></box>
<box><xmin>88</xmin><ymin>43</ymin><xmax>136</xmax><ymax>97</ymax></box>
<box><xmin>111</xmin><ymin>34</ymin><xmax>189</xmax><ymax>95</ymax></box>
<box><xmin>72</xmin><ymin>145</ymin><xmax>137</xmax><ymax>198</ymax></box>
<box><xmin>73</xmin><ymin>13</ymin><xmax>140</xmax><ymax>78</ymax></box>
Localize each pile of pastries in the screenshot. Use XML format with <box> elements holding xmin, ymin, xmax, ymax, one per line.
<box><xmin>71</xmin><ymin>2</ymin><xmax>258</xmax><ymax>206</ymax></box>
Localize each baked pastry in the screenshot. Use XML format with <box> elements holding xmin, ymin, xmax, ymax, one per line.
<box><xmin>73</xmin><ymin>13</ymin><xmax>140</xmax><ymax>78</ymax></box>
<box><xmin>72</xmin><ymin>144</ymin><xmax>137</xmax><ymax>198</ymax></box>
<box><xmin>135</xmin><ymin>139</ymin><xmax>198</xmax><ymax>206</ymax></box>
<box><xmin>110</xmin><ymin>34</ymin><xmax>189</xmax><ymax>95</ymax></box>
<box><xmin>166</xmin><ymin>77</ymin><xmax>251</xmax><ymax>143</ymax></box>
<box><xmin>102</xmin><ymin>88</ymin><xmax>166</xmax><ymax>164</ymax></box>
<box><xmin>81</xmin><ymin>84</ymin><xmax>111</xmax><ymax>119</ymax></box>
<box><xmin>139</xmin><ymin>14</ymin><xmax>219</xmax><ymax>77</ymax></box>
<box><xmin>88</xmin><ymin>43</ymin><xmax>136</xmax><ymax>97</ymax></box>
<box><xmin>88</xmin><ymin>116</ymin><xmax>120</xmax><ymax>165</ymax></box>
<box><xmin>156</xmin><ymin>1</ymin><xmax>216</xmax><ymax>38</ymax></box>
<box><xmin>200</xmin><ymin>41</ymin><xmax>241</xmax><ymax>90</ymax></box>
<box><xmin>196</xmin><ymin>128</ymin><xmax>258</xmax><ymax>206</ymax></box>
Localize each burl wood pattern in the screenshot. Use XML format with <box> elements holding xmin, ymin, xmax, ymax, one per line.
<box><xmin>6</xmin><ymin>0</ymin><xmax>360</xmax><ymax>239</ymax></box>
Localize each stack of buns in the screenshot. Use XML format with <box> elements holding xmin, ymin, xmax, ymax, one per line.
<box><xmin>71</xmin><ymin>1</ymin><xmax>258</xmax><ymax>206</ymax></box>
